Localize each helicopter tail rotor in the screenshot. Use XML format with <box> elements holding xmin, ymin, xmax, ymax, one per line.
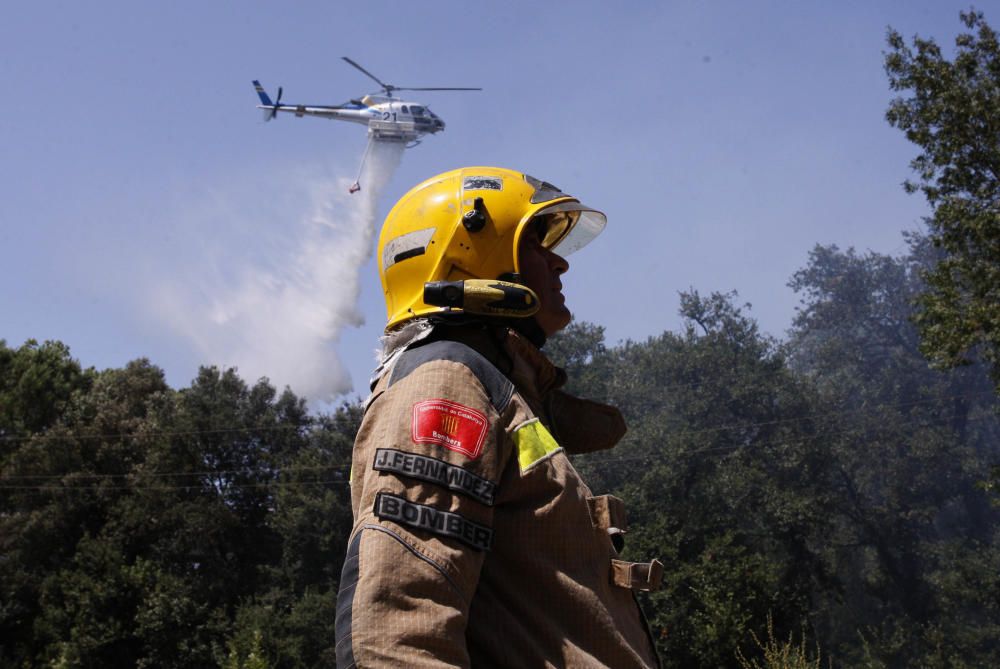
<box><xmin>267</xmin><ymin>86</ymin><xmax>283</xmax><ymax>121</ymax></box>
<box><xmin>252</xmin><ymin>81</ymin><xmax>284</xmax><ymax>121</ymax></box>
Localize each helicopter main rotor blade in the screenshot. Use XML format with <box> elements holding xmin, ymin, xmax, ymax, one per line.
<box><xmin>342</xmin><ymin>57</ymin><xmax>391</xmax><ymax>90</ymax></box>
<box><xmin>394</xmin><ymin>87</ymin><xmax>483</xmax><ymax>91</ymax></box>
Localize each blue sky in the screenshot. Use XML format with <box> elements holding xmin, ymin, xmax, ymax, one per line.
<box><xmin>0</xmin><ymin>1</ymin><xmax>978</xmax><ymax>403</ymax></box>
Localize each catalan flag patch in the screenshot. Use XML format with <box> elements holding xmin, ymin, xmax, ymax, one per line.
<box><xmin>411</xmin><ymin>399</ymin><xmax>488</xmax><ymax>460</ymax></box>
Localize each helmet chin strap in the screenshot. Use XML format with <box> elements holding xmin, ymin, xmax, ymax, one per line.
<box><xmin>494</xmin><ymin>273</ymin><xmax>547</xmax><ymax>347</ymax></box>
<box><xmin>508</xmin><ymin>316</ymin><xmax>548</xmax><ymax>348</ymax></box>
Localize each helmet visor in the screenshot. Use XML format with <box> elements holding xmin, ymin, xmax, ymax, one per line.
<box><xmin>531</xmin><ymin>201</ymin><xmax>607</xmax><ymax>257</ymax></box>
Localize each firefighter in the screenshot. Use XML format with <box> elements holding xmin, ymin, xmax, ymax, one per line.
<box><xmin>335</xmin><ymin>167</ymin><xmax>662</xmax><ymax>668</ymax></box>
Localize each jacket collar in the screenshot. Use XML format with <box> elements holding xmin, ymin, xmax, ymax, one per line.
<box><xmin>389</xmin><ymin>319</ymin><xmax>567</xmax><ymax>399</ymax></box>
<box><xmin>502</xmin><ymin>328</ymin><xmax>567</xmax><ymax>399</ymax></box>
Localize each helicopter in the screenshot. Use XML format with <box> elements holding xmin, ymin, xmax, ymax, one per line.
<box><xmin>253</xmin><ymin>57</ymin><xmax>481</xmax><ymax>193</ymax></box>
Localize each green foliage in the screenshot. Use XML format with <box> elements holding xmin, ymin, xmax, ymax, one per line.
<box><xmin>980</xmin><ymin>465</ymin><xmax>1000</xmax><ymax>507</ymax></box>
<box><xmin>0</xmin><ymin>342</ymin><xmax>356</xmax><ymax>668</ymax></box>
<box><xmin>563</xmin><ymin>291</ymin><xmax>838</xmax><ymax>667</ymax></box>
<box><xmin>3</xmin><ymin>228</ymin><xmax>1000</xmax><ymax>666</ymax></box>
<box><xmin>223</xmin><ymin>628</ymin><xmax>270</xmax><ymax>669</ymax></box>
<box><xmin>885</xmin><ymin>10</ymin><xmax>1000</xmax><ymax>390</ymax></box>
<box><xmin>787</xmin><ymin>243</ymin><xmax>1000</xmax><ymax>667</ymax></box>
<box><xmin>544</xmin><ymin>320</ymin><xmax>613</xmax><ymax>400</ymax></box>
<box><xmin>736</xmin><ymin>614</ymin><xmax>825</xmax><ymax>669</ymax></box>
<box><xmin>0</xmin><ymin>339</ymin><xmax>94</xmax><ymax>443</ymax></box>
<box><xmin>552</xmin><ymin>244</ymin><xmax>999</xmax><ymax>667</ymax></box>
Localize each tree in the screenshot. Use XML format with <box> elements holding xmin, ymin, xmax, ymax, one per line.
<box><xmin>0</xmin><ymin>340</ymin><xmax>97</xmax><ymax>664</ymax></box>
<box><xmin>885</xmin><ymin>10</ymin><xmax>1000</xmax><ymax>389</ymax></box>
<box><xmin>550</xmin><ymin>294</ymin><xmax>841</xmax><ymax>667</ymax></box>
<box><xmin>230</xmin><ymin>402</ymin><xmax>359</xmax><ymax>668</ymax></box>
<box><xmin>548</xmin><ymin>243</ymin><xmax>1000</xmax><ymax>666</ymax></box>
<box><xmin>0</xmin><ymin>339</ymin><xmax>93</xmax><ymax>443</ymax></box>
<box><xmin>544</xmin><ymin>320</ymin><xmax>612</xmax><ymax>399</ymax></box>
<box><xmin>0</xmin><ymin>345</ymin><xmax>359</xmax><ymax>668</ymax></box>
<box><xmin>788</xmin><ymin>243</ymin><xmax>1000</xmax><ymax>666</ymax></box>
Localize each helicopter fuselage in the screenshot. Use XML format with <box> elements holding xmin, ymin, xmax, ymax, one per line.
<box><xmin>255</xmin><ymin>95</ymin><xmax>445</xmax><ymax>143</ymax></box>
<box><xmin>253</xmin><ymin>59</ymin><xmax>479</xmax><ymax>193</ymax></box>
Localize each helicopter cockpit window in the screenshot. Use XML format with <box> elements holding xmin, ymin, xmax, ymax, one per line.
<box><xmin>401</xmin><ymin>105</ymin><xmax>409</xmax><ymax>114</ymax></box>
<box><xmin>411</xmin><ymin>106</ymin><xmax>426</xmax><ymax>116</ymax></box>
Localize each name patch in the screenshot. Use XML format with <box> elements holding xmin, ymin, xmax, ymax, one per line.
<box><xmin>374</xmin><ymin>448</ymin><xmax>497</xmax><ymax>505</ymax></box>
<box><xmin>374</xmin><ymin>493</ymin><xmax>493</xmax><ymax>551</ymax></box>
<box><xmin>412</xmin><ymin>399</ymin><xmax>488</xmax><ymax>459</ymax></box>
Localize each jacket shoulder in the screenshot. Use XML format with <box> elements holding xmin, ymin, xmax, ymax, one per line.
<box><xmin>388</xmin><ymin>340</ymin><xmax>514</xmax><ymax>413</ymax></box>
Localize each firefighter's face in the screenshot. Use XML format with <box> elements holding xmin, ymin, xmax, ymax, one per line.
<box><xmin>518</xmin><ymin>219</ymin><xmax>571</xmax><ymax>337</ymax></box>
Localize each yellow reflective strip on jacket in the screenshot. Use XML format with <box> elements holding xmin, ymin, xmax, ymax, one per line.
<box><xmin>513</xmin><ymin>418</ymin><xmax>562</xmax><ymax>471</ymax></box>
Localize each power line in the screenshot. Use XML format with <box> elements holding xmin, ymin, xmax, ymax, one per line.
<box><xmin>616</xmin><ymin>390</ymin><xmax>997</xmax><ymax>441</ymax></box>
<box><xmin>573</xmin><ymin>412</ymin><xmax>1000</xmax><ymax>472</ymax></box>
<box><xmin>0</xmin><ymin>422</ymin><xmax>314</xmax><ymax>444</ymax></box>
<box><xmin>2</xmin><ymin>410</ymin><xmax>996</xmax><ymax>493</ymax></box>
<box><xmin>0</xmin><ymin>462</ymin><xmax>351</xmax><ymax>481</ymax></box>
<box><xmin>1</xmin><ymin>391</ymin><xmax>995</xmax><ymax>484</ymax></box>
<box><xmin>0</xmin><ymin>391</ymin><xmax>992</xmax><ymax>483</ymax></box>
<box><xmin>0</xmin><ymin>389</ymin><xmax>992</xmax><ymax>449</ymax></box>
<box><xmin>0</xmin><ymin>478</ymin><xmax>350</xmax><ymax>493</ymax></box>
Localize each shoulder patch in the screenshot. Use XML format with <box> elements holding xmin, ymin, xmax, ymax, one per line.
<box><xmin>389</xmin><ymin>340</ymin><xmax>514</xmax><ymax>413</ymax></box>
<box><xmin>374</xmin><ymin>492</ymin><xmax>493</xmax><ymax>551</ymax></box>
<box><xmin>412</xmin><ymin>399</ymin><xmax>488</xmax><ymax>459</ymax></box>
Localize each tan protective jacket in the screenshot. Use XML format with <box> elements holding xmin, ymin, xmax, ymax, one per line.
<box><xmin>335</xmin><ymin>326</ymin><xmax>661</xmax><ymax>668</ymax></box>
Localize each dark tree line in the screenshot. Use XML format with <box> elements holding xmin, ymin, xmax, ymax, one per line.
<box><xmin>0</xmin><ymin>354</ymin><xmax>358</xmax><ymax>667</ymax></box>
<box><xmin>547</xmin><ymin>238</ymin><xmax>999</xmax><ymax>667</ymax></box>
<box><xmin>2</xmin><ymin>237</ymin><xmax>998</xmax><ymax>668</ymax></box>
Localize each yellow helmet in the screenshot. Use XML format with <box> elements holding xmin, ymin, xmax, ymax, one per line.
<box><xmin>378</xmin><ymin>166</ymin><xmax>607</xmax><ymax>331</ymax></box>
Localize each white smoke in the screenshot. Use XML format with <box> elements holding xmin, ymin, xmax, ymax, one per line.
<box><xmin>157</xmin><ymin>139</ymin><xmax>405</xmax><ymax>403</ymax></box>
